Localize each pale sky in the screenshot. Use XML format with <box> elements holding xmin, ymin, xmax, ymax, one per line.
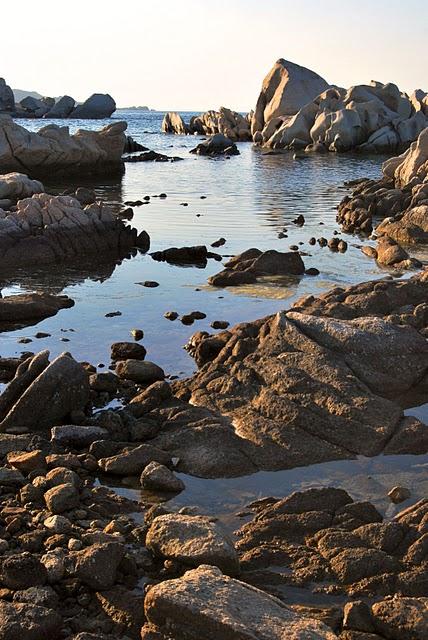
<box><xmin>2</xmin><ymin>0</ymin><xmax>427</xmax><ymax>111</ymax></box>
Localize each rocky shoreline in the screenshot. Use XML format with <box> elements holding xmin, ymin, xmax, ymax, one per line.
<box><xmin>0</xmin><ymin>82</ymin><xmax>427</xmax><ymax>639</ymax></box>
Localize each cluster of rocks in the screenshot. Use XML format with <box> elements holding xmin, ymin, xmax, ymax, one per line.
<box><xmin>162</xmin><ymin>106</ymin><xmax>252</xmax><ymax>141</ymax></box>
<box><xmin>0</xmin><ymin>186</ymin><xmax>150</xmax><ymax>268</ymax></box>
<box><xmin>251</xmin><ymin>59</ymin><xmax>428</xmax><ymax>153</ymax></box>
<box><xmin>338</xmin><ymin>126</ymin><xmax>428</xmax><ymax>247</ymax></box>
<box><xmin>208</xmin><ymin>248</ymin><xmax>306</xmax><ymax>287</ymax></box>
<box><xmin>0</xmin><ymin>78</ymin><xmax>116</xmax><ymax>119</ymax></box>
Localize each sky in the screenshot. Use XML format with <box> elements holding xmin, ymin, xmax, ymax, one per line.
<box><xmin>2</xmin><ymin>0</ymin><xmax>427</xmax><ymax>111</ymax></box>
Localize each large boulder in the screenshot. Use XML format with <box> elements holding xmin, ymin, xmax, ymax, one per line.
<box><xmin>0</xmin><ymin>351</ymin><xmax>90</xmax><ymax>432</ymax></box>
<box><xmin>70</xmin><ymin>93</ymin><xmax>116</xmax><ymax>119</ymax></box>
<box><xmin>44</xmin><ymin>95</ymin><xmax>76</xmax><ymax>118</ymax></box>
<box><xmin>0</xmin><ymin>115</ymin><xmax>126</xmax><ymax>176</ymax></box>
<box><xmin>161</xmin><ymin>112</ymin><xmax>189</xmax><ymax>134</ymax></box>
<box><xmin>190</xmin><ymin>133</ymin><xmax>239</xmax><ymax>156</ymax></box>
<box><xmin>0</xmin><ymin>78</ymin><xmax>15</xmax><ymax>112</ymax></box>
<box><xmin>0</xmin><ymin>192</ymin><xmax>148</xmax><ymax>268</ymax></box>
<box><xmin>19</xmin><ymin>96</ymin><xmax>50</xmax><ymax>118</ymax></box>
<box><xmin>0</xmin><ymin>293</ymin><xmax>74</xmax><ymax>331</ymax></box>
<box><xmin>252</xmin><ymin>59</ymin><xmax>329</xmax><ymax>137</ymax></box>
<box><xmin>142</xmin><ymin>565</ymin><xmax>336</xmax><ymax>639</ymax></box>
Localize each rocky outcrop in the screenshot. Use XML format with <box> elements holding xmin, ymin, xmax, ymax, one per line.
<box><xmin>19</xmin><ymin>96</ymin><xmax>53</xmax><ymax>118</ymax></box>
<box><xmin>0</xmin><ymin>172</ymin><xmax>43</xmax><ymax>207</ymax></box>
<box><xmin>0</xmin><ymin>78</ymin><xmax>15</xmax><ymax>112</ymax></box>
<box><xmin>0</xmin><ymin>293</ymin><xmax>74</xmax><ymax>331</ymax></box>
<box><xmin>0</xmin><ymin>116</ymin><xmax>127</xmax><ymax>176</ymax></box>
<box><xmin>234</xmin><ymin>487</ymin><xmax>428</xmax><ymax>627</ymax></box>
<box><xmin>124</xmin><ymin>272</ymin><xmax>428</xmax><ymax>479</ymax></box>
<box><xmin>208</xmin><ymin>248</ymin><xmax>305</xmax><ymax>287</ymax></box>
<box><xmin>252</xmin><ymin>60</ymin><xmax>428</xmax><ymax>153</ymax></box>
<box><xmin>70</xmin><ymin>93</ymin><xmax>116</xmax><ymax>119</ymax></box>
<box><xmin>142</xmin><ymin>565</ymin><xmax>336</xmax><ymax>639</ymax></box>
<box><xmin>0</xmin><ymin>192</ymin><xmax>149</xmax><ymax>268</ymax></box>
<box><xmin>0</xmin><ymin>351</ymin><xmax>90</xmax><ymax>432</ymax></box>
<box><xmin>337</xmin><ymin>127</ymin><xmax>428</xmax><ymax>240</ymax></box>
<box><xmin>162</xmin><ymin>107</ymin><xmax>252</xmax><ymax>141</ymax></box>
<box><xmin>251</xmin><ymin>59</ymin><xmax>329</xmax><ymax>140</ymax></box>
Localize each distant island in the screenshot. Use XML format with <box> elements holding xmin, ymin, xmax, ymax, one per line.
<box><xmin>117</xmin><ymin>106</ymin><xmax>154</xmax><ymax>111</ymax></box>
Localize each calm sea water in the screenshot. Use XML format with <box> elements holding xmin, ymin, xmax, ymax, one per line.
<box><xmin>2</xmin><ymin>110</ymin><xmax>427</xmax><ymax>518</ymax></box>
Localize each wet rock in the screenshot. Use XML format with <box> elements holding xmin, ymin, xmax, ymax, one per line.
<box><xmin>140</xmin><ymin>461</ymin><xmax>185</xmax><ymax>493</ymax></box>
<box><xmin>111</xmin><ymin>342</ymin><xmax>147</xmax><ymax>361</ymax></box>
<box><xmin>190</xmin><ymin>133</ymin><xmax>240</xmax><ymax>157</ymax></box>
<box><xmin>0</xmin><ymin>293</ymin><xmax>74</xmax><ymax>332</ymax></box>
<box><xmin>388</xmin><ymin>486</ymin><xmax>411</xmax><ymax>504</ymax></box>
<box><xmin>151</xmin><ymin>245</ymin><xmax>208</xmax><ymax>266</ymax></box>
<box><xmin>164</xmin><ymin>311</ymin><xmax>178</xmax><ymax>321</ymax></box>
<box><xmin>211</xmin><ymin>320</ymin><xmax>230</xmax><ymax>329</ymax></box>
<box><xmin>209</xmin><ymin>248</ymin><xmax>305</xmax><ymax>287</ymax></box>
<box><xmin>115</xmin><ymin>360</ymin><xmax>165</xmax><ymax>384</ymax></box>
<box><xmin>146</xmin><ymin>513</ymin><xmax>239</xmax><ymax>574</ymax></box>
<box><xmin>44</xmin><ymin>482</ymin><xmax>80</xmax><ymax>513</ymax></box>
<box><xmin>130</xmin><ymin>328</ymin><xmax>144</xmax><ymax>341</ymax></box>
<box><xmin>74</xmin><ymin>542</ymin><xmax>124</xmax><ymax>590</ymax></box>
<box><xmin>0</xmin><ymin>351</ymin><xmax>90</xmax><ymax>432</ymax></box>
<box><xmin>0</xmin><ymin>600</ymin><xmax>62</xmax><ymax>640</ymax></box>
<box><xmin>211</xmin><ymin>237</ymin><xmax>226</xmax><ymax>247</ymax></box>
<box><xmin>98</xmin><ymin>443</ymin><xmax>171</xmax><ymax>475</ymax></box>
<box><xmin>142</xmin><ymin>565</ymin><xmax>336</xmax><ymax>639</ymax></box>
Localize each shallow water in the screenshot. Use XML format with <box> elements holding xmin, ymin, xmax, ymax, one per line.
<box><xmin>3</xmin><ymin>110</ymin><xmax>427</xmax><ymax>377</ymax></box>
<box><xmin>2</xmin><ymin>111</ymin><xmax>428</xmax><ymax>521</ymax></box>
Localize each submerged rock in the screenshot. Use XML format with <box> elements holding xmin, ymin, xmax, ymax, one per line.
<box><xmin>142</xmin><ymin>564</ymin><xmax>336</xmax><ymax>639</ymax></box>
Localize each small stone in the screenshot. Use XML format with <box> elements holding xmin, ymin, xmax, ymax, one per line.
<box><xmin>105</xmin><ymin>311</ymin><xmax>122</xmax><ymax>317</ymax></box>
<box><xmin>68</xmin><ymin>538</ymin><xmax>83</xmax><ymax>551</ymax></box>
<box><xmin>131</xmin><ymin>328</ymin><xmax>144</xmax><ymax>341</ymax></box>
<box><xmin>211</xmin><ymin>320</ymin><xmax>230</xmax><ymax>329</ymax></box>
<box><xmin>139</xmin><ymin>281</ymin><xmax>159</xmax><ymax>288</ymax></box>
<box><xmin>181</xmin><ymin>314</ymin><xmax>195</xmax><ymax>325</ymax></box>
<box><xmin>111</xmin><ymin>341</ymin><xmax>147</xmax><ymax>361</ymax></box>
<box><xmin>164</xmin><ymin>311</ymin><xmax>178</xmax><ymax>321</ymax></box>
<box><xmin>190</xmin><ymin>311</ymin><xmax>207</xmax><ymax>320</ymax></box>
<box><xmin>34</xmin><ymin>332</ymin><xmax>51</xmax><ymax>338</ymax></box>
<box><xmin>44</xmin><ymin>515</ymin><xmax>72</xmax><ymax>534</ymax></box>
<box><xmin>7</xmin><ymin>450</ymin><xmax>46</xmax><ymax>474</ymax></box>
<box><xmin>388</xmin><ymin>486</ymin><xmax>411</xmax><ymax>504</ymax></box>
<box><xmin>115</xmin><ymin>360</ymin><xmax>165</xmax><ymax>384</ymax></box>
<box><xmin>44</xmin><ymin>483</ymin><xmax>80</xmax><ymax>514</ymax></box>
<box><xmin>18</xmin><ymin>337</ymin><xmax>32</xmax><ymax>344</ymax></box>
<box><xmin>305</xmin><ymin>267</ymin><xmax>320</xmax><ymax>276</ymax></box>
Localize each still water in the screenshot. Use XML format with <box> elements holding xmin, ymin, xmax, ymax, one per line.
<box><xmin>1</xmin><ymin>110</ymin><xmax>427</xmax><ymax>517</ymax></box>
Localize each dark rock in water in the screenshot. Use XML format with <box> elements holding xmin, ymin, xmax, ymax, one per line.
<box><xmin>123</xmin><ymin>135</ymin><xmax>148</xmax><ymax>153</ymax></box>
<box><xmin>140</xmin><ymin>461</ymin><xmax>185</xmax><ymax>493</ymax></box>
<box><xmin>111</xmin><ymin>341</ymin><xmax>147</xmax><ymax>361</ymax></box>
<box><xmin>123</xmin><ymin>150</ymin><xmax>183</xmax><ymax>162</ymax></box>
<box><xmin>190</xmin><ymin>133</ymin><xmax>240</xmax><ymax>157</ymax></box>
<box><xmin>138</xmin><ymin>280</ymin><xmax>159</xmax><ymax>288</ymax></box>
<box><xmin>0</xmin><ymin>293</ymin><xmax>74</xmax><ymax>332</ymax></box>
<box><xmin>70</xmin><ymin>93</ymin><xmax>116</xmax><ymax>119</ymax></box>
<box><xmin>181</xmin><ymin>314</ymin><xmax>195</xmax><ymax>326</ymax></box>
<box><xmin>305</xmin><ymin>267</ymin><xmax>320</xmax><ymax>276</ymax></box>
<box><xmin>211</xmin><ymin>320</ymin><xmax>230</xmax><ymax>329</ymax></box>
<box><xmin>208</xmin><ymin>248</ymin><xmax>305</xmax><ymax>287</ymax></box>
<box><xmin>151</xmin><ymin>245</ymin><xmax>208</xmax><ymax>266</ymax></box>
<box><xmin>0</xmin><ymin>351</ymin><xmax>90</xmax><ymax>432</ymax></box>
<box><xmin>211</xmin><ymin>237</ymin><xmax>226</xmax><ymax>248</ymax></box>
<box><xmin>164</xmin><ymin>311</ymin><xmax>178</xmax><ymax>321</ymax></box>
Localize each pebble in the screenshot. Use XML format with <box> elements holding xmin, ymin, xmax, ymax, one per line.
<box><xmin>164</xmin><ymin>311</ymin><xmax>178</xmax><ymax>321</ymax></box>
<box><xmin>388</xmin><ymin>486</ymin><xmax>411</xmax><ymax>504</ymax></box>
<box><xmin>308</xmin><ymin>237</ymin><xmax>316</xmax><ymax>245</ymax></box>
<box><xmin>318</xmin><ymin>238</ymin><xmax>328</xmax><ymax>247</ymax></box>
<box><xmin>105</xmin><ymin>311</ymin><xmax>122</xmax><ymax>317</ymax></box>
<box><xmin>138</xmin><ymin>281</ymin><xmax>159</xmax><ymax>288</ymax></box>
<box><xmin>289</xmin><ymin>245</ymin><xmax>299</xmax><ymax>251</ymax></box>
<box><xmin>35</xmin><ymin>332</ymin><xmax>51</xmax><ymax>339</ymax></box>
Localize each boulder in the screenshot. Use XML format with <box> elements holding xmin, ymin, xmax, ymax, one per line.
<box><xmin>115</xmin><ymin>360</ymin><xmax>165</xmax><ymax>384</ymax></box>
<box><xmin>44</xmin><ymin>482</ymin><xmax>80</xmax><ymax>513</ymax></box>
<box><xmin>74</xmin><ymin>542</ymin><xmax>124</xmax><ymax>589</ymax></box>
<box><xmin>98</xmin><ymin>443</ymin><xmax>171</xmax><ymax>475</ymax></box>
<box><xmin>0</xmin><ymin>351</ymin><xmax>90</xmax><ymax>432</ymax></box>
<box><xmin>190</xmin><ymin>133</ymin><xmax>239</xmax><ymax>156</ymax></box>
<box><xmin>142</xmin><ymin>565</ymin><xmax>336</xmax><ymax>639</ymax></box>
<box><xmin>70</xmin><ymin>93</ymin><xmax>116</xmax><ymax>119</ymax></box>
<box><xmin>0</xmin><ymin>115</ymin><xmax>126</xmax><ymax>175</ymax></box>
<box><xmin>1</xmin><ymin>553</ymin><xmax>48</xmax><ymax>589</ymax></box>
<box><xmin>140</xmin><ymin>461</ymin><xmax>185</xmax><ymax>492</ymax></box>
<box><xmin>50</xmin><ymin>425</ymin><xmax>109</xmax><ymax>448</ymax></box>
<box><xmin>0</xmin><ymin>173</ymin><xmax>43</xmax><ymax>201</ymax></box>
<box><xmin>19</xmin><ymin>96</ymin><xmax>50</xmax><ymax>118</ymax></box>
<box><xmin>161</xmin><ymin>112</ymin><xmax>189</xmax><ymax>134</ymax></box>
<box><xmin>0</xmin><ymin>78</ymin><xmax>15</xmax><ymax>112</ymax></box>
<box><xmin>44</xmin><ymin>95</ymin><xmax>76</xmax><ymax>118</ymax></box>
<box><xmin>371</xmin><ymin>597</ymin><xmax>428</xmax><ymax>639</ymax></box>
<box><xmin>252</xmin><ymin>59</ymin><xmax>329</xmax><ymax>137</ymax></box>
<box><xmin>146</xmin><ymin>514</ymin><xmax>240</xmax><ymax>574</ymax></box>
<box><xmin>0</xmin><ymin>293</ymin><xmax>74</xmax><ymax>331</ymax></box>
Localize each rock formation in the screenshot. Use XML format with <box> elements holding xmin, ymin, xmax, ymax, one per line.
<box><xmin>162</xmin><ymin>107</ymin><xmax>252</xmax><ymax>141</ymax></box>
<box><xmin>251</xmin><ymin>58</ymin><xmax>329</xmax><ymax>140</ymax></box>
<box><xmin>44</xmin><ymin>95</ymin><xmax>76</xmax><ymax>118</ymax></box>
<box><xmin>251</xmin><ymin>59</ymin><xmax>428</xmax><ymax>153</ymax></box>
<box><xmin>0</xmin><ymin>192</ymin><xmax>149</xmax><ymax>268</ymax></box>
<box><xmin>0</xmin><ymin>293</ymin><xmax>74</xmax><ymax>331</ymax></box>
<box><xmin>0</xmin><ymin>172</ymin><xmax>43</xmax><ymax>208</ymax></box>
<box><xmin>208</xmin><ymin>248</ymin><xmax>305</xmax><ymax>286</ymax></box>
<box><xmin>111</xmin><ymin>272</ymin><xmax>428</xmax><ymax>479</ymax></box>
<box><xmin>70</xmin><ymin>93</ymin><xmax>116</xmax><ymax>119</ymax></box>
<box><xmin>338</xmin><ymin>126</ymin><xmax>428</xmax><ymax>242</ymax></box>
<box><xmin>0</xmin><ymin>116</ymin><xmax>127</xmax><ymax>175</ymax></box>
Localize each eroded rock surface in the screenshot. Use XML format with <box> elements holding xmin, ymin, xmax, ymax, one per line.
<box><xmin>0</xmin><ymin>192</ymin><xmax>149</xmax><ymax>268</ymax></box>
